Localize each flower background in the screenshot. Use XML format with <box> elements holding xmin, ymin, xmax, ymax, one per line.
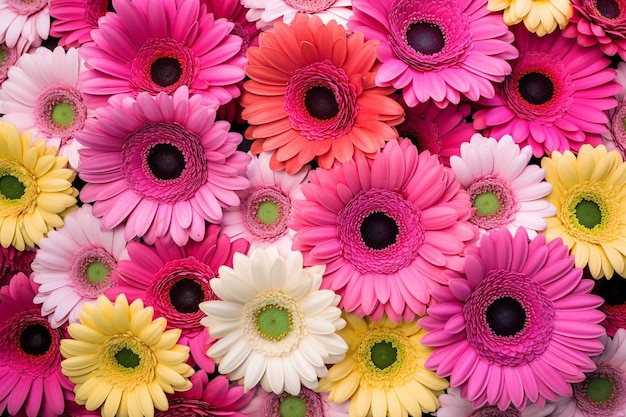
<box><xmin>3</xmin><ymin>0</ymin><xmax>626</xmax><ymax>416</ymax></box>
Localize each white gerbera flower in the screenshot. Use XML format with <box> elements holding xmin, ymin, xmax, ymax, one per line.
<box><xmin>200</xmin><ymin>247</ymin><xmax>347</xmax><ymax>395</ymax></box>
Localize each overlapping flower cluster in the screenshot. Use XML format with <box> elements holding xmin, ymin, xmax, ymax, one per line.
<box><xmin>2</xmin><ymin>0</ymin><xmax>626</xmax><ymax>416</ymax></box>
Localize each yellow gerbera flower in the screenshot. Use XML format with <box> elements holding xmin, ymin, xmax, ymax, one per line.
<box><xmin>60</xmin><ymin>294</ymin><xmax>194</xmax><ymax>417</ymax></box>
<box><xmin>541</xmin><ymin>144</ymin><xmax>626</xmax><ymax>279</ymax></box>
<box><xmin>0</xmin><ymin>121</ymin><xmax>77</xmax><ymax>250</ymax></box>
<box><xmin>317</xmin><ymin>313</ymin><xmax>448</xmax><ymax>417</ymax></box>
<box><xmin>488</xmin><ymin>0</ymin><xmax>573</xmax><ymax>36</ymax></box>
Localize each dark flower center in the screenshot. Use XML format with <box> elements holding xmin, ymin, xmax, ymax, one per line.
<box><xmin>20</xmin><ymin>323</ymin><xmax>52</xmax><ymax>356</ymax></box>
<box><xmin>596</xmin><ymin>0</ymin><xmax>621</xmax><ymax>18</ymax></box>
<box><xmin>279</xmin><ymin>396</ymin><xmax>307</xmax><ymax>417</ymax></box>
<box><xmin>169</xmin><ymin>278</ymin><xmax>204</xmax><ymax>314</ymax></box>
<box><xmin>360</xmin><ymin>211</ymin><xmax>399</xmax><ymax>250</ymax></box>
<box><xmin>406</xmin><ymin>22</ymin><xmax>445</xmax><ymax>55</ymax></box>
<box><xmin>304</xmin><ymin>86</ymin><xmax>339</xmax><ymax>120</ymax></box>
<box><xmin>150</xmin><ymin>57</ymin><xmax>183</xmax><ymax>88</ymax></box>
<box><xmin>472</xmin><ymin>406</ymin><xmax>521</xmax><ymax>417</ymax></box>
<box><xmin>115</xmin><ymin>347</ymin><xmax>140</xmax><ymax>368</ymax></box>
<box><xmin>576</xmin><ymin>199</ymin><xmax>602</xmax><ymax>229</ymax></box>
<box><xmin>147</xmin><ymin>143</ymin><xmax>186</xmax><ymax>180</ymax></box>
<box><xmin>518</xmin><ymin>72</ymin><xmax>554</xmax><ymax>105</ymax></box>
<box><xmin>587</xmin><ymin>376</ymin><xmax>614</xmax><ymax>402</ymax></box>
<box><xmin>485</xmin><ymin>296</ymin><xmax>527</xmax><ymax>337</ymax></box>
<box><xmin>0</xmin><ymin>175</ymin><xmax>25</xmax><ymax>200</ymax></box>
<box><xmin>370</xmin><ymin>341</ymin><xmax>398</xmax><ymax>370</ymax></box>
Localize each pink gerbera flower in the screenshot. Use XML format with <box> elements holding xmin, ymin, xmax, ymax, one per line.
<box><xmin>602</xmin><ymin>61</ymin><xmax>626</xmax><ymax>160</ymax></box>
<box><xmin>245</xmin><ymin>388</ymin><xmax>349</xmax><ymax>417</ymax></box>
<box><xmin>0</xmin><ymin>246</ymin><xmax>34</xmax><ymax>288</ymax></box>
<box><xmin>0</xmin><ymin>40</ymin><xmax>28</xmax><ymax>84</ymax></box>
<box><xmin>49</xmin><ymin>0</ymin><xmax>109</xmax><ymax>48</ymax></box>
<box><xmin>242</xmin><ymin>0</ymin><xmax>353</xmax><ymax>31</ymax></box>
<box><xmin>105</xmin><ymin>224</ymin><xmax>249</xmax><ymax>372</ymax></box>
<box><xmin>348</xmin><ymin>0</ymin><xmax>518</xmax><ymax>108</ymax></box>
<box><xmin>0</xmin><ymin>273</ymin><xmax>72</xmax><ymax>417</ymax></box>
<box><xmin>201</xmin><ymin>0</ymin><xmax>259</xmax><ymax>56</ymax></box>
<box><xmin>291</xmin><ymin>139</ymin><xmax>477</xmax><ymax>323</ymax></box>
<box><xmin>420</xmin><ymin>227</ymin><xmax>606</xmax><ymax>410</ymax></box>
<box><xmin>437</xmin><ymin>387</ymin><xmax>555</xmax><ymax>417</ymax></box>
<box><xmin>78</xmin><ymin>0</ymin><xmax>246</xmax><ymax>109</ymax></box>
<box><xmin>473</xmin><ymin>24</ymin><xmax>621</xmax><ymax>158</ymax></box>
<box><xmin>77</xmin><ymin>87</ymin><xmax>251</xmax><ymax>246</ymax></box>
<box><xmin>0</xmin><ymin>0</ymin><xmax>49</xmax><ymax>49</ymax></box>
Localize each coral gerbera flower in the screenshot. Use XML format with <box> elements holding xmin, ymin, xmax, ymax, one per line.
<box><xmin>78</xmin><ymin>0</ymin><xmax>246</xmax><ymax>108</ymax></box>
<box><xmin>60</xmin><ymin>294</ymin><xmax>195</xmax><ymax>417</ymax></box>
<box><xmin>0</xmin><ymin>273</ymin><xmax>73</xmax><ymax>417</ymax></box>
<box><xmin>437</xmin><ymin>387</ymin><xmax>556</xmax><ymax>417</ymax></box>
<box><xmin>419</xmin><ymin>227</ymin><xmax>606</xmax><ymax>410</ymax></box>
<box><xmin>242</xmin><ymin>0</ymin><xmax>353</xmax><ymax>30</ymax></box>
<box><xmin>200</xmin><ymin>248</ymin><xmax>347</xmax><ymax>395</ymax></box>
<box><xmin>317</xmin><ymin>313</ymin><xmax>449</xmax><ymax>417</ymax></box>
<box><xmin>0</xmin><ymin>121</ymin><xmax>77</xmax><ymax>251</ymax></box>
<box><xmin>76</xmin><ymin>87</ymin><xmax>250</xmax><ymax>246</ymax></box>
<box><xmin>0</xmin><ymin>245</ymin><xmax>34</xmax><ymax>288</ymax></box>
<box><xmin>450</xmin><ymin>133</ymin><xmax>556</xmax><ymax>239</ymax></box>
<box><xmin>105</xmin><ymin>224</ymin><xmax>249</xmax><ymax>372</ymax></box>
<box><xmin>488</xmin><ymin>0</ymin><xmax>572</xmax><ymax>36</ymax></box>
<box><xmin>241</xmin><ymin>13</ymin><xmax>404</xmax><ymax>174</ymax></box>
<box><xmin>473</xmin><ymin>24</ymin><xmax>621</xmax><ymax>158</ymax></box>
<box><xmin>0</xmin><ymin>0</ymin><xmax>49</xmax><ymax>49</ymax></box>
<box><xmin>291</xmin><ymin>139</ymin><xmax>477</xmax><ymax>322</ymax></box>
<box><xmin>246</xmin><ymin>387</ymin><xmax>349</xmax><ymax>417</ymax></box>
<box><xmin>348</xmin><ymin>0</ymin><xmax>518</xmax><ymax>108</ymax></box>
<box><xmin>602</xmin><ymin>61</ymin><xmax>626</xmax><ymax>160</ymax></box>
<box><xmin>541</xmin><ymin>144</ymin><xmax>626</xmax><ymax>279</ymax></box>
<box><xmin>31</xmin><ymin>204</ymin><xmax>128</xmax><ymax>329</ymax></box>
<box><xmin>49</xmin><ymin>0</ymin><xmax>109</xmax><ymax>48</ymax></box>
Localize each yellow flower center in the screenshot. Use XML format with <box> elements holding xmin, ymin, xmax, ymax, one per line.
<box><xmin>100</xmin><ymin>335</ymin><xmax>156</xmax><ymax>389</ymax></box>
<box><xmin>0</xmin><ymin>160</ymin><xmax>38</xmax><ymax>216</ymax></box>
<box><xmin>560</xmin><ymin>183</ymin><xmax>618</xmax><ymax>244</ymax></box>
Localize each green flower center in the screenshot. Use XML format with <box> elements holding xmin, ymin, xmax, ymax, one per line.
<box><xmin>0</xmin><ymin>49</ymin><xmax>5</xmax><ymax>64</ymax></box>
<box><xmin>279</xmin><ymin>395</ymin><xmax>307</xmax><ymax>417</ymax></box>
<box><xmin>587</xmin><ymin>376</ymin><xmax>614</xmax><ymax>403</ymax></box>
<box><xmin>0</xmin><ymin>175</ymin><xmax>25</xmax><ymax>200</ymax></box>
<box><xmin>257</xmin><ymin>200</ymin><xmax>280</xmax><ymax>225</ymax></box>
<box><xmin>50</xmin><ymin>102</ymin><xmax>75</xmax><ymax>127</ymax></box>
<box><xmin>575</xmin><ymin>199</ymin><xmax>602</xmax><ymax>229</ymax></box>
<box><xmin>86</xmin><ymin>261</ymin><xmax>109</xmax><ymax>284</ymax></box>
<box><xmin>255</xmin><ymin>305</ymin><xmax>292</xmax><ymax>341</ymax></box>
<box><xmin>115</xmin><ymin>347</ymin><xmax>141</xmax><ymax>369</ymax></box>
<box><xmin>370</xmin><ymin>341</ymin><xmax>398</xmax><ymax>370</ymax></box>
<box><xmin>473</xmin><ymin>191</ymin><xmax>501</xmax><ymax>216</ymax></box>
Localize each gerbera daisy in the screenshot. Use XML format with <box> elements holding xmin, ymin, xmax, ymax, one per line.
<box><xmin>449</xmin><ymin>133</ymin><xmax>556</xmax><ymax>239</ymax></box>
<box><xmin>49</xmin><ymin>0</ymin><xmax>109</xmax><ymax>48</ymax></box>
<box><xmin>78</xmin><ymin>0</ymin><xmax>246</xmax><ymax>109</ymax></box>
<box><xmin>201</xmin><ymin>0</ymin><xmax>260</xmax><ymax>56</ymax></box>
<box><xmin>242</xmin><ymin>0</ymin><xmax>353</xmax><ymax>30</ymax></box>
<box><xmin>0</xmin><ymin>40</ymin><xmax>27</xmax><ymax>84</ymax></box>
<box><xmin>0</xmin><ymin>245</ymin><xmax>34</xmax><ymax>287</ymax></box>
<box><xmin>0</xmin><ymin>46</ymin><xmax>94</xmax><ymax>169</ymax></box>
<box><xmin>318</xmin><ymin>313</ymin><xmax>449</xmax><ymax>417</ymax></box>
<box><xmin>291</xmin><ymin>139</ymin><xmax>477</xmax><ymax>323</ymax></box>
<box><xmin>241</xmin><ymin>13</ymin><xmax>404</xmax><ymax>174</ymax></box>
<box><xmin>488</xmin><ymin>0</ymin><xmax>572</xmax><ymax>36</ymax></box>
<box><xmin>396</xmin><ymin>100</ymin><xmax>476</xmax><ymax>167</ymax></box>
<box><xmin>0</xmin><ymin>273</ymin><xmax>72</xmax><ymax>417</ymax></box>
<box><xmin>348</xmin><ymin>0</ymin><xmax>518</xmax><ymax>108</ymax></box>
<box><xmin>31</xmin><ymin>204</ymin><xmax>128</xmax><ymax>329</ymax></box>
<box><xmin>0</xmin><ymin>0</ymin><xmax>49</xmax><ymax>49</ymax></box>
<box><xmin>221</xmin><ymin>151</ymin><xmax>308</xmax><ymax>256</ymax></box>
<box><xmin>245</xmin><ymin>387</ymin><xmax>349</xmax><ymax>417</ymax></box>
<box><xmin>105</xmin><ymin>224</ymin><xmax>249</xmax><ymax>372</ymax></box>
<box><xmin>473</xmin><ymin>24</ymin><xmax>621</xmax><ymax>158</ymax></box>
<box><xmin>541</xmin><ymin>144</ymin><xmax>626</xmax><ymax>279</ymax></box>
<box><xmin>60</xmin><ymin>294</ymin><xmax>195</xmax><ymax>417</ymax></box>
<box><xmin>550</xmin><ymin>328</ymin><xmax>626</xmax><ymax>416</ymax></box>
<box><xmin>562</xmin><ymin>0</ymin><xmax>626</xmax><ymax>59</ymax></box>
<box><xmin>602</xmin><ymin>61</ymin><xmax>626</xmax><ymax>160</ymax></box>
<box><xmin>595</xmin><ymin>275</ymin><xmax>626</xmax><ymax>336</ymax></box>
<box><xmin>76</xmin><ymin>87</ymin><xmax>250</xmax><ymax>246</ymax></box>
<box><xmin>419</xmin><ymin>227</ymin><xmax>606</xmax><ymax>410</ymax></box>
<box><xmin>200</xmin><ymin>248</ymin><xmax>347</xmax><ymax>395</ymax></box>
<box><xmin>0</xmin><ymin>121</ymin><xmax>77</xmax><ymax>251</ymax></box>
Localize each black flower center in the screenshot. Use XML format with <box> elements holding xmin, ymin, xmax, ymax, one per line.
<box><xmin>115</xmin><ymin>347</ymin><xmax>140</xmax><ymax>368</ymax></box>
<box><xmin>596</xmin><ymin>0</ymin><xmax>621</xmax><ymax>18</ymax></box>
<box><xmin>485</xmin><ymin>296</ymin><xmax>527</xmax><ymax>337</ymax></box>
<box><xmin>169</xmin><ymin>278</ymin><xmax>204</xmax><ymax>314</ymax></box>
<box><xmin>20</xmin><ymin>323</ymin><xmax>52</xmax><ymax>356</ymax></box>
<box><xmin>360</xmin><ymin>211</ymin><xmax>399</xmax><ymax>250</ymax></box>
<box><xmin>150</xmin><ymin>57</ymin><xmax>183</xmax><ymax>87</ymax></box>
<box><xmin>518</xmin><ymin>72</ymin><xmax>554</xmax><ymax>105</ymax></box>
<box><xmin>304</xmin><ymin>86</ymin><xmax>339</xmax><ymax>120</ymax></box>
<box><xmin>406</xmin><ymin>22</ymin><xmax>445</xmax><ymax>55</ymax></box>
<box><xmin>370</xmin><ymin>341</ymin><xmax>397</xmax><ymax>370</ymax></box>
<box><xmin>576</xmin><ymin>199</ymin><xmax>602</xmax><ymax>229</ymax></box>
<box><xmin>0</xmin><ymin>175</ymin><xmax>25</xmax><ymax>200</ymax></box>
<box><xmin>147</xmin><ymin>143</ymin><xmax>186</xmax><ymax>180</ymax></box>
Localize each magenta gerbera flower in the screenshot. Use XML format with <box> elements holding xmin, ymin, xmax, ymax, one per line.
<box><xmin>0</xmin><ymin>273</ymin><xmax>72</xmax><ymax>417</ymax></box>
<box><xmin>78</xmin><ymin>0</ymin><xmax>247</xmax><ymax>109</ymax></box>
<box><xmin>473</xmin><ymin>24</ymin><xmax>621</xmax><ymax>158</ymax></box>
<box><xmin>420</xmin><ymin>227</ymin><xmax>607</xmax><ymax>411</ymax></box>
<box><xmin>348</xmin><ymin>0</ymin><xmax>518</xmax><ymax>108</ymax></box>
<box><xmin>291</xmin><ymin>139</ymin><xmax>478</xmax><ymax>323</ymax></box>
<box><xmin>0</xmin><ymin>245</ymin><xmax>34</xmax><ymax>288</ymax></box>
<box><xmin>77</xmin><ymin>86</ymin><xmax>251</xmax><ymax>245</ymax></box>
<box><xmin>49</xmin><ymin>0</ymin><xmax>109</xmax><ymax>48</ymax></box>
<box><xmin>105</xmin><ymin>224</ymin><xmax>249</xmax><ymax>372</ymax></box>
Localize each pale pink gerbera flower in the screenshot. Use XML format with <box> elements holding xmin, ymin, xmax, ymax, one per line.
<box><xmin>49</xmin><ymin>0</ymin><xmax>109</xmax><ymax>48</ymax></box>
<box><xmin>291</xmin><ymin>139</ymin><xmax>478</xmax><ymax>323</ymax></box>
<box><xmin>78</xmin><ymin>0</ymin><xmax>246</xmax><ymax>109</ymax></box>
<box><xmin>450</xmin><ymin>133</ymin><xmax>556</xmax><ymax>239</ymax></box>
<box><xmin>245</xmin><ymin>388</ymin><xmax>349</xmax><ymax>417</ymax></box>
<box><xmin>437</xmin><ymin>387</ymin><xmax>555</xmax><ymax>417</ymax></box>
<box><xmin>0</xmin><ymin>46</ymin><xmax>94</xmax><ymax>169</ymax></box>
<box><xmin>221</xmin><ymin>151</ymin><xmax>309</xmax><ymax>257</ymax></box>
<box><xmin>473</xmin><ymin>24</ymin><xmax>621</xmax><ymax>158</ymax></box>
<box><xmin>0</xmin><ymin>0</ymin><xmax>49</xmax><ymax>49</ymax></box>
<box><xmin>31</xmin><ymin>204</ymin><xmax>128</xmax><ymax>329</ymax></box>
<box><xmin>602</xmin><ymin>61</ymin><xmax>626</xmax><ymax>160</ymax></box>
<box><xmin>242</xmin><ymin>0</ymin><xmax>353</xmax><ymax>31</ymax></box>
<box><xmin>0</xmin><ymin>40</ymin><xmax>29</xmax><ymax>84</ymax></box>
<box><xmin>348</xmin><ymin>0</ymin><xmax>518</xmax><ymax>108</ymax></box>
<box><xmin>77</xmin><ymin>87</ymin><xmax>250</xmax><ymax>246</ymax></box>
<box><xmin>0</xmin><ymin>273</ymin><xmax>72</xmax><ymax>417</ymax></box>
<box><xmin>105</xmin><ymin>224</ymin><xmax>249</xmax><ymax>372</ymax></box>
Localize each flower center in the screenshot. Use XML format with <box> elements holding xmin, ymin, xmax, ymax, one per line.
<box><xmin>279</xmin><ymin>396</ymin><xmax>307</xmax><ymax>417</ymax></box>
<box><xmin>115</xmin><ymin>347</ymin><xmax>141</xmax><ymax>369</ymax></box>
<box><xmin>587</xmin><ymin>376</ymin><xmax>614</xmax><ymax>402</ymax></box>
<box><xmin>169</xmin><ymin>278</ymin><xmax>204</xmax><ymax>314</ymax></box>
<box><xmin>575</xmin><ymin>199</ymin><xmax>602</xmax><ymax>229</ymax></box>
<box><xmin>36</xmin><ymin>87</ymin><xmax>88</xmax><ymax>139</ymax></box>
<box><xmin>0</xmin><ymin>162</ymin><xmax>38</xmax><ymax>216</ymax></box>
<box><xmin>360</xmin><ymin>211</ymin><xmax>399</xmax><ymax>250</ymax></box>
<box><xmin>596</xmin><ymin>0</ymin><xmax>621</xmax><ymax>18</ymax></box>
<box><xmin>51</xmin><ymin>102</ymin><xmax>75</xmax><ymax>127</ymax></box>
<box><xmin>284</xmin><ymin>0</ymin><xmax>335</xmax><ymax>13</ymax></box>
<box><xmin>7</xmin><ymin>0</ymin><xmax>47</xmax><ymax>15</ymax></box>
<box><xmin>473</xmin><ymin>192</ymin><xmax>501</xmax><ymax>216</ymax></box>
<box><xmin>467</xmin><ymin>176</ymin><xmax>516</xmax><ymax>230</ymax></box>
<box><xmin>485</xmin><ymin>296</ymin><xmax>527</xmax><ymax>337</ymax></box>
<box><xmin>518</xmin><ymin>72</ymin><xmax>554</xmax><ymax>105</ymax></box>
<box><xmin>243</xmin><ymin>187</ymin><xmax>291</xmax><ymax>240</ymax></box>
<box><xmin>573</xmin><ymin>365</ymin><xmax>626</xmax><ymax>413</ymax></box>
<box><xmin>70</xmin><ymin>246</ymin><xmax>117</xmax><ymax>297</ymax></box>
<box><xmin>0</xmin><ymin>175</ymin><xmax>25</xmax><ymax>200</ymax></box>
<box><xmin>610</xmin><ymin>104</ymin><xmax>626</xmax><ymax>153</ymax></box>
<box><xmin>256</xmin><ymin>305</ymin><xmax>292</xmax><ymax>341</ymax></box>
<box><xmin>150</xmin><ymin>57</ymin><xmax>183</xmax><ymax>88</ymax></box>
<box><xmin>560</xmin><ymin>183</ymin><xmax>618</xmax><ymax>244</ymax></box>
<box><xmin>304</xmin><ymin>86</ymin><xmax>339</xmax><ymax>120</ymax></box>
<box><xmin>472</xmin><ymin>407</ymin><xmax>521</xmax><ymax>417</ymax></box>
<box><xmin>20</xmin><ymin>323</ymin><xmax>52</xmax><ymax>356</ymax></box>
<box><xmin>370</xmin><ymin>341</ymin><xmax>398</xmax><ymax>370</ymax></box>
<box><xmin>147</xmin><ymin>143</ymin><xmax>186</xmax><ymax>181</ymax></box>
<box><xmin>86</xmin><ymin>261</ymin><xmax>109</xmax><ymax>284</ymax></box>
<box><xmin>406</xmin><ymin>22</ymin><xmax>445</xmax><ymax>55</ymax></box>
<box><xmin>101</xmin><ymin>335</ymin><xmax>156</xmax><ymax>388</ymax></box>
<box><xmin>258</xmin><ymin>201</ymin><xmax>280</xmax><ymax>225</ymax></box>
